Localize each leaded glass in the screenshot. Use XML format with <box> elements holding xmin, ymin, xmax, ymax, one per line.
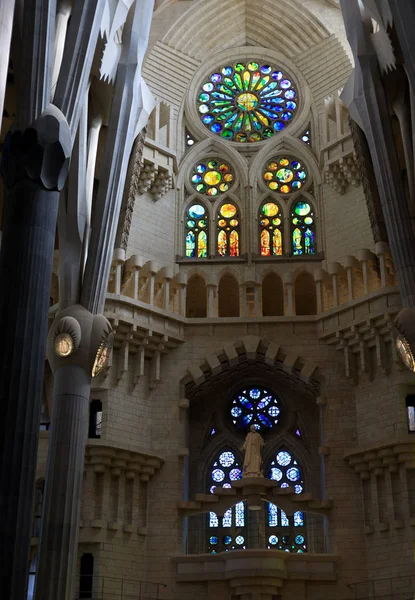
<box><xmin>291</xmin><ymin>201</ymin><xmax>315</xmax><ymax>255</ymax></box>
<box><xmin>266</xmin><ymin>449</ymin><xmax>307</xmax><ymax>551</ymax></box>
<box><xmin>208</xmin><ymin>449</ymin><xmax>246</xmax><ymax>553</ymax></box>
<box><xmin>198</xmin><ymin>62</ymin><xmax>298</xmax><ymax>142</ymax></box>
<box><xmin>231</xmin><ymin>387</ymin><xmax>281</xmax><ymax>432</ymax></box>
<box><xmin>185</xmin><ymin>204</ymin><xmax>208</xmax><ymax>258</ymax></box>
<box><xmin>217</xmin><ymin>203</ymin><xmax>240</xmax><ymax>257</ymax></box>
<box><xmin>300</xmin><ymin>128</ymin><xmax>310</xmax><ymax>145</ymax></box>
<box><xmin>259</xmin><ymin>201</ymin><xmax>282</xmax><ymax>256</ymax></box>
<box><xmin>263</xmin><ymin>157</ymin><xmax>307</xmax><ymax>194</ymax></box>
<box><xmin>191</xmin><ymin>160</ymin><xmax>234</xmax><ymax>196</ymax></box>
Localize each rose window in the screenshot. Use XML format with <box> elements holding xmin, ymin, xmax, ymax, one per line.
<box><xmin>263</xmin><ymin>157</ymin><xmax>307</xmax><ymax>193</ymax></box>
<box><xmin>198</xmin><ymin>62</ymin><xmax>298</xmax><ymax>143</ymax></box>
<box><xmin>191</xmin><ymin>160</ymin><xmax>234</xmax><ymax>196</ymax></box>
<box><xmin>231</xmin><ymin>387</ymin><xmax>281</xmax><ymax>432</ymax></box>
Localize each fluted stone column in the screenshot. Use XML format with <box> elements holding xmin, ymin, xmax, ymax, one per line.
<box><xmin>0</xmin><ymin>108</ymin><xmax>70</xmax><ymax>600</ymax></box>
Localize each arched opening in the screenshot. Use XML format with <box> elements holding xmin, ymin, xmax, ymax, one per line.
<box><xmin>186</xmin><ymin>275</ymin><xmax>207</xmax><ymax>318</ymax></box>
<box><xmin>262</xmin><ymin>273</ymin><xmax>284</xmax><ymax>316</ymax></box>
<box><xmin>294</xmin><ymin>272</ymin><xmax>317</xmax><ymax>315</ymax></box>
<box><xmin>218</xmin><ymin>273</ymin><xmax>239</xmax><ymax>317</ymax></box>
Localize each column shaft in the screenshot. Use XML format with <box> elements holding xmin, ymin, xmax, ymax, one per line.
<box><xmin>0</xmin><ymin>181</ymin><xmax>59</xmax><ymax>600</ymax></box>
<box><xmin>35</xmin><ymin>365</ymin><xmax>91</xmax><ymax>600</ymax></box>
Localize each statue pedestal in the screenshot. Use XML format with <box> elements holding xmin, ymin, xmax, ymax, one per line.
<box><xmin>232</xmin><ymin>477</ymin><xmax>279</xmax><ymax>510</ymax></box>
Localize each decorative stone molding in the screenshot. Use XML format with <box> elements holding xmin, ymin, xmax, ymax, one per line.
<box><xmin>324</xmin><ymin>153</ymin><xmax>361</xmax><ymax>194</ymax></box>
<box><xmin>79</xmin><ymin>441</ymin><xmax>164</xmax><ymax>542</ymax></box>
<box><xmin>344</xmin><ymin>437</ymin><xmax>415</xmax><ymax>476</ymax></box>
<box><xmin>174</xmin><ymin>550</ymin><xmax>339</xmax><ymax>600</ymax></box>
<box><xmin>178</xmin><ymin>476</ymin><xmax>332</xmax><ymax>518</ymax></box>
<box><xmin>119</xmin><ymin>127</ymin><xmax>147</xmax><ymax>251</ymax></box>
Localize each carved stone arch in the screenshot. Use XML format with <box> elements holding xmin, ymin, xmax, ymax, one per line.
<box><xmin>184</xmin><ymin>45</ymin><xmax>312</xmax><ymax>148</ymax></box>
<box><xmin>259</xmin><ymin>265</ymin><xmax>283</xmax><ymax>284</ymax></box>
<box><xmin>186</xmin><ymin>265</ymin><xmax>209</xmax><ymax>284</ymax></box>
<box><xmin>262</xmin><ymin>437</ymin><xmax>312</xmax><ymax>491</ymax></box>
<box><xmin>251</xmin><ymin>135</ymin><xmax>321</xmax><ymax>188</ymax></box>
<box><xmin>183</xmin><ymin>335</ymin><xmax>323</xmax><ymax>397</ymax></box>
<box><xmin>217</xmin><ymin>265</ymin><xmax>242</xmax><ymax>286</ymax></box>
<box><xmin>197</xmin><ymin>429</ymin><xmax>245</xmax><ymax>493</ymax></box>
<box><xmin>178</xmin><ymin>137</ymin><xmax>249</xmax><ymax>190</ymax></box>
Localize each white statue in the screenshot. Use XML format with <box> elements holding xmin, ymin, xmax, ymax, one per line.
<box><xmin>241</xmin><ymin>425</ymin><xmax>264</xmax><ymax>478</ymax></box>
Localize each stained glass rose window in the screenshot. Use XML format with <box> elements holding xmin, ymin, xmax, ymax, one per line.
<box><xmin>191</xmin><ymin>160</ymin><xmax>234</xmax><ymax>196</ymax></box>
<box><xmin>263</xmin><ymin>157</ymin><xmax>307</xmax><ymax>194</ymax></box>
<box><xmin>198</xmin><ymin>62</ymin><xmax>298</xmax><ymax>143</ymax></box>
<box><xmin>231</xmin><ymin>387</ymin><xmax>281</xmax><ymax>431</ymax></box>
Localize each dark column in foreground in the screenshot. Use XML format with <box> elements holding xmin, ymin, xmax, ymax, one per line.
<box><xmin>0</xmin><ymin>109</ymin><xmax>70</xmax><ymax>600</ymax></box>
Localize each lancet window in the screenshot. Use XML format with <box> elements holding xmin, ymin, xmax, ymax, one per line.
<box><xmin>217</xmin><ymin>203</ymin><xmax>240</xmax><ymax>257</ymax></box>
<box><xmin>207</xmin><ymin>449</ymin><xmax>246</xmax><ymax>553</ymax></box>
<box><xmin>291</xmin><ymin>200</ymin><xmax>315</xmax><ymax>255</ymax></box>
<box><xmin>259</xmin><ymin>202</ymin><xmax>283</xmax><ymax>256</ymax></box>
<box><xmin>185</xmin><ymin>203</ymin><xmax>208</xmax><ymax>258</ymax></box>
<box><xmin>266</xmin><ymin>449</ymin><xmax>307</xmax><ymax>552</ymax></box>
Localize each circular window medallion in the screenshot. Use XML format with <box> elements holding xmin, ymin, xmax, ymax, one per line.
<box><xmin>198</xmin><ymin>62</ymin><xmax>298</xmax><ymax>142</ymax></box>
<box><xmin>191</xmin><ymin>160</ymin><xmax>234</xmax><ymax>196</ymax></box>
<box><xmin>230</xmin><ymin>386</ymin><xmax>281</xmax><ymax>431</ymax></box>
<box><xmin>263</xmin><ymin>157</ymin><xmax>307</xmax><ymax>193</ymax></box>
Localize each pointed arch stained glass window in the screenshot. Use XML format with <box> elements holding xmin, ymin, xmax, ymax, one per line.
<box><xmin>291</xmin><ymin>201</ymin><xmax>315</xmax><ymax>255</ymax></box>
<box><xmin>217</xmin><ymin>203</ymin><xmax>240</xmax><ymax>257</ymax></box>
<box><xmin>198</xmin><ymin>62</ymin><xmax>298</xmax><ymax>143</ymax></box>
<box><xmin>259</xmin><ymin>202</ymin><xmax>283</xmax><ymax>256</ymax></box>
<box><xmin>266</xmin><ymin>449</ymin><xmax>306</xmax><ymax>553</ymax></box>
<box><xmin>208</xmin><ymin>449</ymin><xmax>246</xmax><ymax>553</ymax></box>
<box><xmin>185</xmin><ymin>204</ymin><xmax>208</xmax><ymax>258</ymax></box>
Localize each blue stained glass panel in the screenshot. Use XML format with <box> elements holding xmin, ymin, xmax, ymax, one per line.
<box><xmin>268</xmin><ymin>503</ymin><xmax>278</xmax><ymax>526</ymax></box>
<box><xmin>210</xmin><ymin>512</ymin><xmax>219</xmax><ymax>527</ymax></box>
<box><xmin>235</xmin><ymin>502</ymin><xmax>245</xmax><ymax>526</ymax></box>
<box><xmin>222</xmin><ymin>509</ymin><xmax>232</xmax><ymax>528</ymax></box>
<box><xmin>294</xmin><ymin>511</ymin><xmax>304</xmax><ymax>526</ymax></box>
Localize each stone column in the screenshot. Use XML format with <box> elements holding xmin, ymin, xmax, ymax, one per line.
<box><xmin>35</xmin><ymin>305</ymin><xmax>112</xmax><ymax>600</ymax></box>
<box><xmin>328</xmin><ymin>263</ymin><xmax>340</xmax><ymax>307</ymax></box>
<box><xmin>375</xmin><ymin>241</ymin><xmax>390</xmax><ymax>288</ymax></box>
<box><xmin>0</xmin><ymin>108</ymin><xmax>70</xmax><ymax>600</ymax></box>
<box><xmin>314</xmin><ymin>269</ymin><xmax>326</xmax><ymax>314</ymax></box>
<box><xmin>124</xmin><ymin>254</ymin><xmax>144</xmax><ymax>300</ymax></box>
<box><xmin>113</xmin><ymin>248</ymin><xmax>126</xmax><ymax>295</ymax></box>
<box><xmin>35</xmin><ymin>365</ymin><xmax>90</xmax><ymax>600</ymax></box>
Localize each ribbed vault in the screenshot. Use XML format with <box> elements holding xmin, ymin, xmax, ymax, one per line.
<box><xmin>163</xmin><ymin>0</ymin><xmax>330</xmax><ymax>60</ymax></box>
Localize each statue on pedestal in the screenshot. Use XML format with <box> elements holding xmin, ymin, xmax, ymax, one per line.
<box><xmin>241</xmin><ymin>425</ymin><xmax>264</xmax><ymax>478</ymax></box>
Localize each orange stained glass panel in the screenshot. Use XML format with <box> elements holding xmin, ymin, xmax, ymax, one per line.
<box><xmin>230</xmin><ymin>230</ymin><xmax>239</xmax><ymax>256</ymax></box>
<box><xmin>261</xmin><ymin>229</ymin><xmax>270</xmax><ymax>256</ymax></box>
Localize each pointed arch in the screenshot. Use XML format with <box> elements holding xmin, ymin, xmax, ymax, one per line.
<box><xmin>186</xmin><ymin>274</ymin><xmax>207</xmax><ymax>317</ymax></box>
<box><xmin>218</xmin><ymin>272</ymin><xmax>240</xmax><ymax>317</ymax></box>
<box><xmin>262</xmin><ymin>272</ymin><xmax>284</xmax><ymax>316</ymax></box>
<box><xmin>294</xmin><ymin>271</ymin><xmax>317</xmax><ymax>315</ymax></box>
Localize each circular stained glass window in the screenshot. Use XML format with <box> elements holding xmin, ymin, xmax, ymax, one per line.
<box><xmin>210</xmin><ymin>536</ymin><xmax>219</xmax><ymax>545</ymax></box>
<box><xmin>269</xmin><ymin>535</ymin><xmax>278</xmax><ymax>545</ymax></box>
<box><xmin>231</xmin><ymin>387</ymin><xmax>281</xmax><ymax>432</ymax></box>
<box><xmin>219</xmin><ymin>451</ymin><xmax>235</xmax><ymax>468</ymax></box>
<box><xmin>191</xmin><ymin>160</ymin><xmax>234</xmax><ymax>196</ymax></box>
<box><xmin>229</xmin><ymin>468</ymin><xmax>242</xmax><ymax>481</ymax></box>
<box><xmin>276</xmin><ymin>451</ymin><xmax>291</xmax><ymax>466</ymax></box>
<box><xmin>235</xmin><ymin>535</ymin><xmax>245</xmax><ymax>545</ymax></box>
<box><xmin>223</xmin><ymin>535</ymin><xmax>232</xmax><ymax>545</ymax></box>
<box><xmin>263</xmin><ymin>158</ymin><xmax>307</xmax><ymax>193</ymax></box>
<box><xmin>198</xmin><ymin>62</ymin><xmax>298</xmax><ymax>143</ymax></box>
<box><xmin>212</xmin><ymin>468</ymin><xmax>225</xmax><ymax>482</ymax></box>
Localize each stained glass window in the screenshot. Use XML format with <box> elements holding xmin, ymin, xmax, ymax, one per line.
<box><xmin>291</xmin><ymin>201</ymin><xmax>315</xmax><ymax>255</ymax></box>
<box><xmin>230</xmin><ymin>387</ymin><xmax>281</xmax><ymax>432</ymax></box>
<box><xmin>185</xmin><ymin>204</ymin><xmax>208</xmax><ymax>258</ymax></box>
<box><xmin>198</xmin><ymin>62</ymin><xmax>298</xmax><ymax>143</ymax></box>
<box><xmin>266</xmin><ymin>449</ymin><xmax>307</xmax><ymax>552</ymax></box>
<box><xmin>300</xmin><ymin>128</ymin><xmax>310</xmax><ymax>145</ymax></box>
<box><xmin>263</xmin><ymin>157</ymin><xmax>307</xmax><ymax>194</ymax></box>
<box><xmin>217</xmin><ymin>203</ymin><xmax>240</xmax><ymax>257</ymax></box>
<box><xmin>208</xmin><ymin>449</ymin><xmax>246</xmax><ymax>553</ymax></box>
<box><xmin>259</xmin><ymin>202</ymin><xmax>283</xmax><ymax>256</ymax></box>
<box><xmin>191</xmin><ymin>160</ymin><xmax>234</xmax><ymax>196</ymax></box>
